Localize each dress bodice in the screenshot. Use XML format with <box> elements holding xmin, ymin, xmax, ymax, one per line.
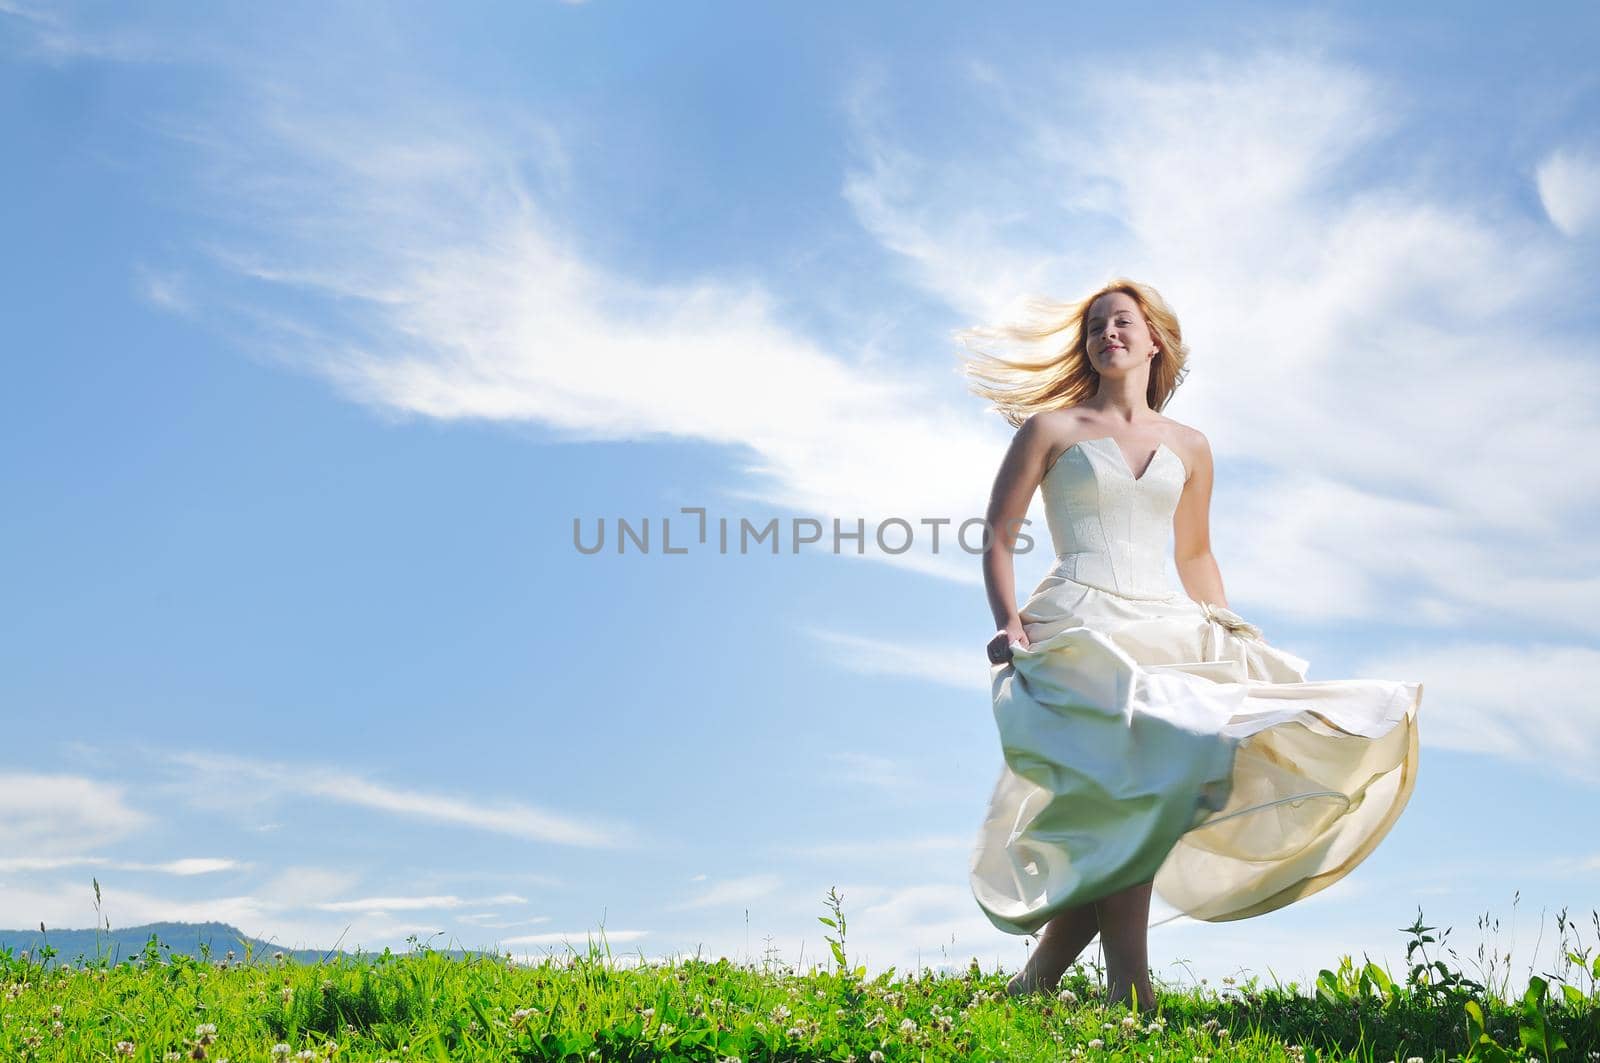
<box><xmin>1038</xmin><ymin>436</ymin><xmax>1186</xmax><ymax>599</ymax></box>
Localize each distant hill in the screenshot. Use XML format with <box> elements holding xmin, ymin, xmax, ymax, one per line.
<box><xmin>0</xmin><ymin>921</ymin><xmax>512</xmax><ymax>969</ymax></box>
<box><xmin>0</xmin><ymin>921</ymin><xmax>344</xmax><ymax>967</ymax></box>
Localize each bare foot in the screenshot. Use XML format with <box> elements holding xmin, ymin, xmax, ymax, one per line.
<box><xmin>1107</xmin><ymin>980</ymin><xmax>1158</xmax><ymax>1015</ymax></box>
<box><xmin>1005</xmin><ymin>946</ymin><xmax>1068</xmax><ymax>997</ymax></box>
<box><xmin>1004</xmin><ymin>959</ymin><xmax>1051</xmax><ymax>997</ymax></box>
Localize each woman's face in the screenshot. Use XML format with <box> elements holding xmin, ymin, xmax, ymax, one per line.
<box><xmin>1085</xmin><ymin>292</ymin><xmax>1157</xmax><ymax>372</ymax></box>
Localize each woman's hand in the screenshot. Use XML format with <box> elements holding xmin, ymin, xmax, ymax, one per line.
<box><xmin>987</xmin><ymin>619</ymin><xmax>1029</xmax><ymax>665</ymax></box>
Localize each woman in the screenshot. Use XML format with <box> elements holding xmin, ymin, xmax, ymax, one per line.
<box><xmin>962</xmin><ymin>278</ymin><xmax>1421</xmax><ymax>1012</ymax></box>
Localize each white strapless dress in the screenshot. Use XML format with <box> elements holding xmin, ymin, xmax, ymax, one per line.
<box><xmin>969</xmin><ymin>436</ymin><xmax>1421</xmax><ymax>935</ymax></box>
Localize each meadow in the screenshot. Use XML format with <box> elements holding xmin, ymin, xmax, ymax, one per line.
<box><xmin>1</xmin><ymin>887</ymin><xmax>1596</xmax><ymax>1062</ymax></box>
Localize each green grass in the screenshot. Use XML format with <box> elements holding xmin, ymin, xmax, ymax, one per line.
<box><xmin>1</xmin><ymin>890</ymin><xmax>1596</xmax><ymax>1061</ymax></box>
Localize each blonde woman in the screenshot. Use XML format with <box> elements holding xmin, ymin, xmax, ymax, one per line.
<box><xmin>964</xmin><ymin>278</ymin><xmax>1421</xmax><ymax>1012</ymax></box>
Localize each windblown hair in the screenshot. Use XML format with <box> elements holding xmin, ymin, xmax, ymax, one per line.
<box><xmin>957</xmin><ymin>277</ymin><xmax>1191</xmax><ymax>428</ymax></box>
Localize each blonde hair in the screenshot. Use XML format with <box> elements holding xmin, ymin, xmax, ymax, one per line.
<box><xmin>956</xmin><ymin>277</ymin><xmax>1191</xmax><ymax>428</ymax></box>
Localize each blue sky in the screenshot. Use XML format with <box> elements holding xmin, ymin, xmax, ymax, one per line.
<box><xmin>3</xmin><ymin>0</ymin><xmax>1599</xmax><ymax>994</ymax></box>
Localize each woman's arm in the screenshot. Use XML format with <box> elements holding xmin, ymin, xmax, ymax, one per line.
<box><xmin>1172</xmin><ymin>431</ymin><xmax>1230</xmax><ymax>608</ymax></box>
<box><xmin>984</xmin><ymin>415</ymin><xmax>1054</xmax><ymax>641</ymax></box>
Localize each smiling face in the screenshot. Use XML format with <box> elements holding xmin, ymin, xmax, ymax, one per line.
<box><xmin>1084</xmin><ymin>291</ymin><xmax>1159</xmax><ymax>372</ymax></box>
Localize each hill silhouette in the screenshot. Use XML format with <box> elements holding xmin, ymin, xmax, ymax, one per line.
<box><xmin>0</xmin><ymin>921</ymin><xmax>495</xmax><ymax>967</ymax></box>
<box><xmin>0</xmin><ymin>921</ymin><xmax>342</xmax><ymax>967</ymax></box>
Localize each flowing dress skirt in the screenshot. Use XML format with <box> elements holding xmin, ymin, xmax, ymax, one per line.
<box><xmin>969</xmin><ymin>573</ymin><xmax>1421</xmax><ymax>935</ymax></box>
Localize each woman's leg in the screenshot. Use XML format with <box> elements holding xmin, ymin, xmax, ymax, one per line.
<box><xmin>1006</xmin><ymin>902</ymin><xmax>1100</xmax><ymax>995</ymax></box>
<box><xmin>1093</xmin><ymin>879</ymin><xmax>1156</xmax><ymax>1012</ymax></box>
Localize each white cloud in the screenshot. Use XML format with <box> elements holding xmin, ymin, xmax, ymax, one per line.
<box><xmin>162</xmin><ymin>750</ymin><xmax>637</xmax><ymax>848</ymax></box>
<box><xmin>838</xmin><ymin>47</ymin><xmax>1600</xmax><ymax>639</ymax></box>
<box><xmin>667</xmin><ymin>874</ymin><xmax>783</xmax><ymax>911</ymax></box>
<box><xmin>150</xmin><ymin>858</ymin><xmax>239</xmax><ymax>875</ymax></box>
<box><xmin>804</xmin><ymin>628</ymin><xmax>991</xmax><ymax>693</ymax></box>
<box><xmin>0</xmin><ymin>1</ymin><xmax>179</xmax><ymax>63</ymax></box>
<box><xmin>316</xmin><ymin>893</ymin><xmax>528</xmax><ymax>913</ymax></box>
<box><xmin>778</xmin><ymin>835</ymin><xmax>971</xmax><ymax>862</ymax></box>
<box><xmin>821</xmin><ymin>751</ymin><xmax>931</xmax><ymax>800</ymax></box>
<box><xmin>1356</xmin><ymin>641</ymin><xmax>1600</xmax><ymax>783</ymax></box>
<box><xmin>133</xmin><ymin>264</ymin><xmax>196</xmax><ymax>315</ymax></box>
<box><xmin>253</xmin><ymin>866</ymin><xmax>362</xmax><ymax>910</ymax></box>
<box><xmin>1536</xmin><ymin>146</ymin><xmax>1600</xmax><ymax>238</ymax></box>
<box><xmin>0</xmin><ymin>881</ymin><xmax>271</xmax><ymax>941</ymax></box>
<box><xmin>501</xmin><ymin>928</ymin><xmax>650</xmax><ymax>948</ymax></box>
<box><xmin>0</xmin><ymin>856</ymin><xmax>241</xmax><ymax>875</ymax></box>
<box><xmin>458</xmin><ymin>912</ymin><xmax>551</xmax><ymax>929</ymax></box>
<box><xmin>119</xmin><ymin>74</ymin><xmax>1032</xmax><ymax>591</ymax></box>
<box><xmin>0</xmin><ymin>774</ymin><xmax>151</xmax><ymax>857</ymax></box>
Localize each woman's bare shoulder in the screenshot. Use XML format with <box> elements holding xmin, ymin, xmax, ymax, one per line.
<box><xmin>1020</xmin><ymin>407</ymin><xmax>1096</xmax><ymax>462</ymax></box>
<box><xmin>1022</xmin><ymin>406</ymin><xmax>1095</xmax><ymax>439</ymax></box>
<box><xmin>1160</xmin><ymin>418</ymin><xmax>1212</xmax><ymax>469</ymax></box>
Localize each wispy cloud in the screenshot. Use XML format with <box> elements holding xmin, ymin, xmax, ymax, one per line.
<box><xmin>0</xmin><ymin>856</ymin><xmax>242</xmax><ymax>875</ymax></box>
<box><xmin>110</xmin><ymin>70</ymin><xmax>1027</xmax><ymax>588</ymax></box>
<box><xmin>667</xmin><ymin>874</ymin><xmax>783</xmax><ymax>912</ymax></box>
<box><xmin>501</xmin><ymin>928</ymin><xmax>650</xmax><ymax>948</ymax></box>
<box><xmin>821</xmin><ymin>752</ymin><xmax>934</xmax><ymax>801</ymax></box>
<box><xmin>1357</xmin><ymin>642</ymin><xmax>1600</xmax><ymax>784</ymax></box>
<box><xmin>0</xmin><ymin>1</ymin><xmax>180</xmax><ymax>63</ymax></box>
<box><xmin>1536</xmin><ymin>145</ymin><xmax>1600</xmax><ymax>238</ymax></box>
<box><xmin>803</xmin><ymin>628</ymin><xmax>990</xmax><ymax>693</ymax></box>
<box><xmin>162</xmin><ymin>750</ymin><xmax>638</xmax><ymax>848</ymax></box>
<box><xmin>458</xmin><ymin>912</ymin><xmax>551</xmax><ymax>929</ymax></box>
<box><xmin>0</xmin><ymin>773</ymin><xmax>151</xmax><ymax>857</ymax></box>
<box><xmin>839</xmin><ymin>47</ymin><xmax>1600</xmax><ymax>636</ymax></box>
<box><xmin>316</xmin><ymin>893</ymin><xmax>528</xmax><ymax>913</ymax></box>
<box><xmin>133</xmin><ymin>264</ymin><xmax>196</xmax><ymax>315</ymax></box>
<box><xmin>0</xmin><ymin>881</ymin><xmax>269</xmax><ymax>935</ymax></box>
<box><xmin>778</xmin><ymin>835</ymin><xmax>971</xmax><ymax>862</ymax></box>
